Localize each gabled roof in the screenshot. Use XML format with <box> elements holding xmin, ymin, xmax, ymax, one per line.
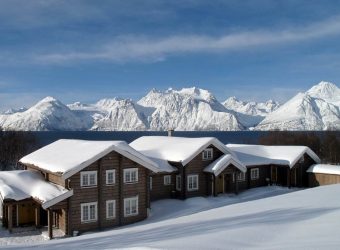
<box><xmin>307</xmin><ymin>164</ymin><xmax>340</xmax><ymax>175</ymax></box>
<box><xmin>20</xmin><ymin>139</ymin><xmax>160</xmax><ymax>180</ymax></box>
<box><xmin>204</xmin><ymin>154</ymin><xmax>247</xmax><ymax>176</ymax></box>
<box><xmin>130</xmin><ymin>136</ymin><xmax>235</xmax><ymax>171</ymax></box>
<box><xmin>227</xmin><ymin>144</ymin><xmax>321</xmax><ymax>168</ymax></box>
<box><xmin>0</xmin><ymin>170</ymin><xmax>73</xmax><ymax>209</ymax></box>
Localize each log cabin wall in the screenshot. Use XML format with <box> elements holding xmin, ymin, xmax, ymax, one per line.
<box><xmin>150</xmin><ymin>173</ymin><xmax>176</xmax><ymax>201</ymax></box>
<box><xmin>308</xmin><ymin>173</ymin><xmax>340</xmax><ymax>187</ymax></box>
<box><xmin>67</xmin><ymin>151</ymin><xmax>149</xmax><ymax>234</ymax></box>
<box><xmin>184</xmin><ymin>145</ymin><xmax>224</xmax><ymax>198</ymax></box>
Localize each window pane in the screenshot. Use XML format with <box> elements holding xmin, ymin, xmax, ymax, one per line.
<box><xmin>125</xmin><ymin>200</ymin><xmax>130</xmax><ymax>215</ymax></box>
<box><xmin>125</xmin><ymin>172</ymin><xmax>130</xmax><ymax>182</ymax></box>
<box><xmin>108</xmin><ymin>202</ymin><xmax>114</xmax><ymax>218</ymax></box>
<box><xmin>131</xmin><ymin>199</ymin><xmax>137</xmax><ymax>213</ymax></box>
<box><xmin>89</xmin><ymin>205</ymin><xmax>94</xmax><ymax>220</ymax></box>
<box><xmin>83</xmin><ymin>206</ymin><xmax>89</xmax><ymax>221</ymax></box>
<box><xmin>107</xmin><ymin>172</ymin><xmax>113</xmax><ymax>184</ymax></box>
<box><xmin>89</xmin><ymin>174</ymin><xmax>96</xmax><ymax>185</ymax></box>
<box><xmin>82</xmin><ymin>174</ymin><xmax>88</xmax><ymax>186</ymax></box>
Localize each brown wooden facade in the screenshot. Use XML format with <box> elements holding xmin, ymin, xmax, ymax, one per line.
<box><xmin>1</xmin><ymin>144</ymin><xmax>320</xmax><ymax>238</ymax></box>
<box><xmin>308</xmin><ymin>172</ymin><xmax>340</xmax><ymax>187</ymax></box>
<box><xmin>3</xmin><ymin>150</ymin><xmax>152</xmax><ymax>238</ymax></box>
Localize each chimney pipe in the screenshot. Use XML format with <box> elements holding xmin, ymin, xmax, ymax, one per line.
<box><xmin>168</xmin><ymin>129</ymin><xmax>174</xmax><ymax>137</ymax></box>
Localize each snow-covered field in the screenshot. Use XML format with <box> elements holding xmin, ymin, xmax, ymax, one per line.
<box><xmin>1</xmin><ymin>185</ymin><xmax>340</xmax><ymax>249</ymax></box>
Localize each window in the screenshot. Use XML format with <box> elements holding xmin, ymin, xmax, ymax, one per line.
<box><xmin>187</xmin><ymin>175</ymin><xmax>199</xmax><ymax>191</ymax></box>
<box><xmin>251</xmin><ymin>168</ymin><xmax>259</xmax><ymax>180</ymax></box>
<box><xmin>124</xmin><ymin>196</ymin><xmax>138</xmax><ymax>217</ymax></box>
<box><xmin>124</xmin><ymin>168</ymin><xmax>138</xmax><ymax>183</ymax></box>
<box><xmin>106</xmin><ymin>200</ymin><xmax>116</xmax><ymax>219</ymax></box>
<box><xmin>81</xmin><ymin>202</ymin><xmax>97</xmax><ymax>222</ymax></box>
<box><xmin>164</xmin><ymin>175</ymin><xmax>171</xmax><ymax>185</ymax></box>
<box><xmin>149</xmin><ymin>176</ymin><xmax>152</xmax><ymax>190</ymax></box>
<box><xmin>80</xmin><ymin>171</ymin><xmax>97</xmax><ymax>187</ymax></box>
<box><xmin>202</xmin><ymin>148</ymin><xmax>213</xmax><ymax>160</ymax></box>
<box><xmin>106</xmin><ymin>169</ymin><xmax>116</xmax><ymax>185</ymax></box>
<box><xmin>176</xmin><ymin>175</ymin><xmax>181</xmax><ymax>191</ymax></box>
<box><xmin>233</xmin><ymin>172</ymin><xmax>246</xmax><ymax>182</ymax></box>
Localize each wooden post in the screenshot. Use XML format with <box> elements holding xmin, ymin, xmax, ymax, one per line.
<box><xmin>182</xmin><ymin>166</ymin><xmax>186</xmax><ymax>199</ymax></box>
<box><xmin>118</xmin><ymin>155</ymin><xmax>123</xmax><ymax>226</ymax></box>
<box><xmin>234</xmin><ymin>172</ymin><xmax>239</xmax><ymax>195</ymax></box>
<box><xmin>8</xmin><ymin>204</ymin><xmax>13</xmax><ymax>233</ymax></box>
<box><xmin>48</xmin><ymin>209</ymin><xmax>53</xmax><ymax>239</ymax></box>
<box><xmin>287</xmin><ymin>168</ymin><xmax>291</xmax><ymax>188</ymax></box>
<box><xmin>97</xmin><ymin>159</ymin><xmax>102</xmax><ymax>230</ymax></box>
<box><xmin>35</xmin><ymin>207</ymin><xmax>40</xmax><ymax>228</ymax></box>
<box><xmin>213</xmin><ymin>175</ymin><xmax>217</xmax><ymax>196</ymax></box>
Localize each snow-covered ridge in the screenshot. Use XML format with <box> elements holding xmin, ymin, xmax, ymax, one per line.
<box><xmin>0</xmin><ymin>82</ymin><xmax>339</xmax><ymax>131</ymax></box>
<box><xmin>256</xmin><ymin>81</ymin><xmax>340</xmax><ymax>131</ymax></box>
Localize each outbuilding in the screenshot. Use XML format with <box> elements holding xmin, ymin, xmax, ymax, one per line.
<box><xmin>307</xmin><ymin>164</ymin><xmax>340</xmax><ymax>187</ymax></box>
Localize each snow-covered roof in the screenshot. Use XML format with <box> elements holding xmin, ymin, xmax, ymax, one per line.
<box><xmin>0</xmin><ymin>170</ymin><xmax>73</xmax><ymax>209</ymax></box>
<box><xmin>130</xmin><ymin>136</ymin><xmax>235</xmax><ymax>171</ymax></box>
<box><xmin>227</xmin><ymin>144</ymin><xmax>320</xmax><ymax>168</ymax></box>
<box><xmin>204</xmin><ymin>154</ymin><xmax>247</xmax><ymax>176</ymax></box>
<box><xmin>307</xmin><ymin>164</ymin><xmax>340</xmax><ymax>175</ymax></box>
<box><xmin>20</xmin><ymin>139</ymin><xmax>160</xmax><ymax>180</ymax></box>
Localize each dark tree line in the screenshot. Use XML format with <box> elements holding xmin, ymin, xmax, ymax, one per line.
<box><xmin>0</xmin><ymin>128</ymin><xmax>37</xmax><ymax>170</ymax></box>
<box><xmin>259</xmin><ymin>131</ymin><xmax>340</xmax><ymax>164</ymax></box>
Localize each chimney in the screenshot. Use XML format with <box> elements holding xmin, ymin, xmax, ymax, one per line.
<box><xmin>168</xmin><ymin>129</ymin><xmax>174</xmax><ymax>137</ymax></box>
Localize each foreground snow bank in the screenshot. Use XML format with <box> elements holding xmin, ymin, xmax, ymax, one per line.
<box><xmin>2</xmin><ymin>185</ymin><xmax>340</xmax><ymax>249</ymax></box>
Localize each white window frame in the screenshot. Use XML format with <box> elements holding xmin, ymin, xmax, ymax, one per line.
<box><xmin>81</xmin><ymin>202</ymin><xmax>97</xmax><ymax>223</ymax></box>
<box><xmin>235</xmin><ymin>172</ymin><xmax>245</xmax><ymax>182</ymax></box>
<box><xmin>251</xmin><ymin>168</ymin><xmax>259</xmax><ymax>180</ymax></box>
<box><xmin>106</xmin><ymin>169</ymin><xmax>116</xmax><ymax>185</ymax></box>
<box><xmin>80</xmin><ymin>171</ymin><xmax>97</xmax><ymax>187</ymax></box>
<box><xmin>124</xmin><ymin>196</ymin><xmax>139</xmax><ymax>217</ymax></box>
<box><xmin>124</xmin><ymin>168</ymin><xmax>138</xmax><ymax>183</ymax></box>
<box><xmin>176</xmin><ymin>175</ymin><xmax>181</xmax><ymax>191</ymax></box>
<box><xmin>106</xmin><ymin>200</ymin><xmax>116</xmax><ymax>219</ymax></box>
<box><xmin>164</xmin><ymin>175</ymin><xmax>171</xmax><ymax>185</ymax></box>
<box><xmin>202</xmin><ymin>148</ymin><xmax>213</xmax><ymax>160</ymax></box>
<box><xmin>187</xmin><ymin>174</ymin><xmax>199</xmax><ymax>191</ymax></box>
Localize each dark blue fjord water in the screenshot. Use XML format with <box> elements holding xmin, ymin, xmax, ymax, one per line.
<box><xmin>30</xmin><ymin>131</ymin><xmax>332</xmax><ymax>147</ymax></box>
<box><xmin>32</xmin><ymin>131</ymin><xmax>262</xmax><ymax>146</ymax></box>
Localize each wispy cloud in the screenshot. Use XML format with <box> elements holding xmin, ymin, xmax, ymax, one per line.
<box><xmin>33</xmin><ymin>16</ymin><xmax>340</xmax><ymax>64</ymax></box>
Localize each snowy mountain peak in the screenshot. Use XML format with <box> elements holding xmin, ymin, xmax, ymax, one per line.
<box><xmin>306</xmin><ymin>81</ymin><xmax>340</xmax><ymax>104</ymax></box>
<box><xmin>256</xmin><ymin>83</ymin><xmax>340</xmax><ymax>131</ymax></box>
<box><xmin>177</xmin><ymin>87</ymin><xmax>216</xmax><ymax>102</ymax></box>
<box><xmin>37</xmin><ymin>96</ymin><xmax>60</xmax><ymax>104</ymax></box>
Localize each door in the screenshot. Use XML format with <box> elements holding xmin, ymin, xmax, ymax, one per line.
<box><xmin>271</xmin><ymin>166</ymin><xmax>277</xmax><ymax>183</ymax></box>
<box><xmin>18</xmin><ymin>203</ymin><xmax>35</xmax><ymax>225</ymax></box>
<box><xmin>217</xmin><ymin>174</ymin><xmax>224</xmax><ymax>194</ymax></box>
<box><xmin>224</xmin><ymin>174</ymin><xmax>232</xmax><ymax>193</ymax></box>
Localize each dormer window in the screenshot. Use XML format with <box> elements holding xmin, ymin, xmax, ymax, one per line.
<box><xmin>202</xmin><ymin>148</ymin><xmax>213</xmax><ymax>160</ymax></box>
<box><xmin>80</xmin><ymin>171</ymin><xmax>97</xmax><ymax>187</ymax></box>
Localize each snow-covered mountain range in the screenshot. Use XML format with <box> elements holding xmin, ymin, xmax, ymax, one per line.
<box><xmin>256</xmin><ymin>81</ymin><xmax>340</xmax><ymax>131</ymax></box>
<box><xmin>0</xmin><ymin>81</ymin><xmax>339</xmax><ymax>131</ymax></box>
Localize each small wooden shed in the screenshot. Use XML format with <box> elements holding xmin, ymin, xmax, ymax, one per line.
<box><xmin>307</xmin><ymin>164</ymin><xmax>340</xmax><ymax>187</ymax></box>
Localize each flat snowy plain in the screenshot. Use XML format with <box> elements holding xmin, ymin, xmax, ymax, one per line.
<box><xmin>1</xmin><ymin>185</ymin><xmax>340</xmax><ymax>250</ymax></box>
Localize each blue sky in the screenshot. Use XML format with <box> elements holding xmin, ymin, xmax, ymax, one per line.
<box><xmin>0</xmin><ymin>0</ymin><xmax>340</xmax><ymax>111</ymax></box>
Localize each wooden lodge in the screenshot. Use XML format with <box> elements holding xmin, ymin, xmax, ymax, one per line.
<box><xmin>0</xmin><ymin>140</ymin><xmax>159</xmax><ymax>238</ymax></box>
<box><xmin>0</xmin><ymin>136</ymin><xmax>324</xmax><ymax>238</ymax></box>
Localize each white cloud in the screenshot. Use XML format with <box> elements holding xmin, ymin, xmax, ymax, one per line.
<box><xmin>34</xmin><ymin>16</ymin><xmax>340</xmax><ymax>64</ymax></box>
